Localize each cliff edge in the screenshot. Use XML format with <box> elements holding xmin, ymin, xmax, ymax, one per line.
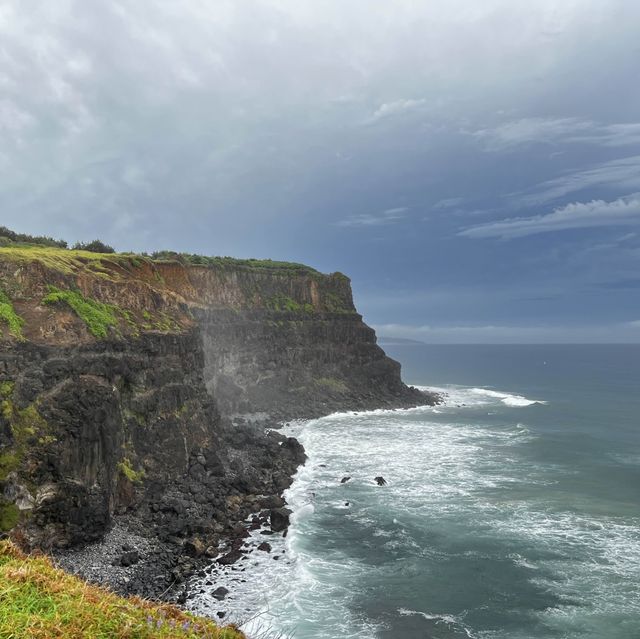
<box><xmin>0</xmin><ymin>243</ymin><xmax>436</xmax><ymax>598</ymax></box>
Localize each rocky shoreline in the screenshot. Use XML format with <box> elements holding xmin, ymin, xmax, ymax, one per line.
<box><xmin>0</xmin><ymin>243</ymin><xmax>440</xmax><ymax>618</ymax></box>
<box><xmin>51</xmin><ymin>388</ymin><xmax>438</xmax><ymax>607</ymax></box>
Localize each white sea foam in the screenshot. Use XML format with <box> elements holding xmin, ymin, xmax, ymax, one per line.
<box><xmin>417</xmin><ymin>384</ymin><xmax>546</xmax><ymax>408</ymax></box>
<box><xmin>188</xmin><ymin>382</ymin><xmax>636</xmax><ymax>638</ymax></box>
<box><xmin>469</xmin><ymin>388</ymin><xmax>545</xmax><ymax>407</ymax></box>
<box><xmin>398</xmin><ymin>608</ymin><xmax>476</xmax><ymax>637</ymax></box>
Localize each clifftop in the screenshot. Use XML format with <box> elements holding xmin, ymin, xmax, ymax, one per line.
<box><xmin>0</xmin><ymin>244</ymin><xmax>354</xmax><ymax>345</ymax></box>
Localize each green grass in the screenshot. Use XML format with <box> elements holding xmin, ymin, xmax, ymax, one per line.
<box><xmin>0</xmin><ymin>246</ymin><xmax>152</xmax><ymax>279</ymax></box>
<box><xmin>0</xmin><ymin>390</ymin><xmax>49</xmax><ymax>483</ymax></box>
<box><xmin>151</xmin><ymin>252</ymin><xmax>320</xmax><ymax>275</ymax></box>
<box><xmin>265</xmin><ymin>295</ymin><xmax>315</xmax><ymax>313</ymax></box>
<box><xmin>0</xmin><ymin>289</ymin><xmax>24</xmax><ymax>339</ymax></box>
<box><xmin>117</xmin><ymin>458</ymin><xmax>145</xmax><ymax>484</ymax></box>
<box><xmin>323</xmin><ymin>291</ymin><xmax>353</xmax><ymax>314</ymax></box>
<box><xmin>0</xmin><ymin>243</ymin><xmax>322</xmax><ymax>279</ymax></box>
<box><xmin>0</xmin><ymin>502</ymin><xmax>19</xmax><ymax>532</ymax></box>
<box><xmin>0</xmin><ymin>541</ymin><xmax>245</xmax><ymax>639</ymax></box>
<box><xmin>42</xmin><ymin>287</ymin><xmax>120</xmax><ymax>339</ymax></box>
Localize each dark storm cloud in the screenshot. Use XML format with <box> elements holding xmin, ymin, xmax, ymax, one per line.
<box><xmin>1</xmin><ymin>0</ymin><xmax>640</xmax><ymax>341</ymax></box>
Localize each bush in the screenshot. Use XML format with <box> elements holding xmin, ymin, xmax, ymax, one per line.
<box><xmin>0</xmin><ymin>226</ymin><xmax>67</xmax><ymax>249</ymax></box>
<box><xmin>72</xmin><ymin>240</ymin><xmax>116</xmax><ymax>254</ymax></box>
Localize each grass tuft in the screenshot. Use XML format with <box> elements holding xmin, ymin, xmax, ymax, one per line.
<box><xmin>265</xmin><ymin>295</ymin><xmax>314</xmax><ymax>313</ymax></box>
<box><xmin>42</xmin><ymin>287</ymin><xmax>119</xmax><ymax>339</ymax></box>
<box><xmin>0</xmin><ymin>289</ymin><xmax>24</xmax><ymax>339</ymax></box>
<box><xmin>117</xmin><ymin>458</ymin><xmax>145</xmax><ymax>484</ymax></box>
<box><xmin>0</xmin><ymin>541</ymin><xmax>245</xmax><ymax>639</ymax></box>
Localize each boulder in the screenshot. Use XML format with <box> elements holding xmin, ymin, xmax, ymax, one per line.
<box><xmin>259</xmin><ymin>494</ymin><xmax>286</xmax><ymax>510</ymax></box>
<box><xmin>217</xmin><ymin>550</ymin><xmax>243</xmax><ymax>565</ymax></box>
<box><xmin>212</xmin><ymin>586</ymin><xmax>229</xmax><ymax>601</ymax></box>
<box><xmin>184</xmin><ymin>537</ymin><xmax>206</xmax><ymax>558</ymax></box>
<box><xmin>118</xmin><ymin>550</ymin><xmax>140</xmax><ymax>567</ymax></box>
<box><xmin>270</xmin><ymin>507</ymin><xmax>292</xmax><ymax>532</ymax></box>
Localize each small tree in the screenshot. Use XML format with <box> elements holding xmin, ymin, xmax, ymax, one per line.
<box><xmin>72</xmin><ymin>239</ymin><xmax>116</xmax><ymax>254</ymax></box>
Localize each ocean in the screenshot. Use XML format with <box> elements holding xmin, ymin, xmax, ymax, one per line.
<box><xmin>189</xmin><ymin>344</ymin><xmax>640</xmax><ymax>639</ymax></box>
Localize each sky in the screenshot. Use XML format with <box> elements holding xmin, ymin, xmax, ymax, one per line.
<box><xmin>1</xmin><ymin>0</ymin><xmax>640</xmax><ymax>342</ymax></box>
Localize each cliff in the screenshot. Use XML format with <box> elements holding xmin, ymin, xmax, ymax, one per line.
<box><xmin>0</xmin><ymin>244</ymin><xmax>435</xmax><ymax>598</ymax></box>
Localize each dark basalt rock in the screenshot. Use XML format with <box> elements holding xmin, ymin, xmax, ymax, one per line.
<box><xmin>217</xmin><ymin>550</ymin><xmax>244</xmax><ymax>566</ymax></box>
<box><xmin>118</xmin><ymin>550</ymin><xmax>140</xmax><ymax>567</ymax></box>
<box><xmin>375</xmin><ymin>476</ymin><xmax>387</xmax><ymax>486</ymax></box>
<box><xmin>270</xmin><ymin>507</ymin><xmax>292</xmax><ymax>532</ymax></box>
<box><xmin>257</xmin><ymin>541</ymin><xmax>272</xmax><ymax>553</ymax></box>
<box><xmin>212</xmin><ymin>586</ymin><xmax>229</xmax><ymax>601</ymax></box>
<box><xmin>259</xmin><ymin>495</ymin><xmax>286</xmax><ymax>510</ymax></box>
<box><xmin>341</xmin><ymin>476</ymin><xmax>351</xmax><ymax>483</ymax></box>
<box><xmin>184</xmin><ymin>538</ymin><xmax>206</xmax><ymax>558</ymax></box>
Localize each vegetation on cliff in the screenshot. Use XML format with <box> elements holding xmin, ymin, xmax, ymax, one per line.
<box><xmin>42</xmin><ymin>286</ymin><xmax>120</xmax><ymax>339</ymax></box>
<box><xmin>151</xmin><ymin>251</ymin><xmax>321</xmax><ymax>275</ymax></box>
<box><xmin>0</xmin><ymin>289</ymin><xmax>24</xmax><ymax>339</ymax></box>
<box><xmin>0</xmin><ymin>226</ymin><xmax>67</xmax><ymax>249</ymax></box>
<box><xmin>0</xmin><ymin>541</ymin><xmax>244</xmax><ymax>639</ymax></box>
<box><xmin>0</xmin><ymin>230</ymin><xmax>355</xmax><ymax>345</ymax></box>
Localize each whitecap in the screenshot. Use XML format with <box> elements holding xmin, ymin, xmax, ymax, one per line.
<box><xmin>468</xmin><ymin>387</ymin><xmax>545</xmax><ymax>407</ymax></box>
<box><xmin>398</xmin><ymin>608</ymin><xmax>476</xmax><ymax>637</ymax></box>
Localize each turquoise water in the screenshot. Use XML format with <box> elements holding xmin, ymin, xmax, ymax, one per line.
<box><xmin>191</xmin><ymin>345</ymin><xmax>640</xmax><ymax>638</ymax></box>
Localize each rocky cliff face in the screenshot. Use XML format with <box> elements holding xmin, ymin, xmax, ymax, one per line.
<box><xmin>0</xmin><ymin>246</ymin><xmax>434</xmax><ymax>595</ymax></box>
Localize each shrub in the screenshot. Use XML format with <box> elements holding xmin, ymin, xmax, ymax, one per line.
<box><xmin>151</xmin><ymin>251</ymin><xmax>319</xmax><ymax>274</ymax></box>
<box><xmin>72</xmin><ymin>239</ymin><xmax>116</xmax><ymax>254</ymax></box>
<box><xmin>0</xmin><ymin>226</ymin><xmax>67</xmax><ymax>249</ymax></box>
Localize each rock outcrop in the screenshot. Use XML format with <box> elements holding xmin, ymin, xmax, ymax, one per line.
<box><xmin>0</xmin><ymin>246</ymin><xmax>436</xmax><ymax>596</ymax></box>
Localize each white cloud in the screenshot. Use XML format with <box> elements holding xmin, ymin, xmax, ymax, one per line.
<box><xmin>473</xmin><ymin>117</ymin><xmax>592</xmax><ymax>150</ymax></box>
<box><xmin>365</xmin><ymin>99</ymin><xmax>426</xmax><ymax>124</ymax></box>
<box><xmin>473</xmin><ymin>117</ymin><xmax>640</xmax><ymax>151</ymax></box>
<box><xmin>373</xmin><ymin>321</ymin><xmax>640</xmax><ymax>344</ymax></box>
<box><xmin>433</xmin><ymin>197</ymin><xmax>464</xmax><ymax>210</ymax></box>
<box><xmin>460</xmin><ymin>194</ymin><xmax>640</xmax><ymax>239</ymax></box>
<box><xmin>337</xmin><ymin>207</ymin><xmax>407</xmax><ymax>228</ymax></box>
<box><xmin>516</xmin><ymin>155</ymin><xmax>640</xmax><ymax>208</ymax></box>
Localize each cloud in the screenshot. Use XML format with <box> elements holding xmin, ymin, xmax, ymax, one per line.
<box><xmin>336</xmin><ymin>207</ymin><xmax>407</xmax><ymax>228</ymax></box>
<box><xmin>459</xmin><ymin>194</ymin><xmax>640</xmax><ymax>239</ymax></box>
<box><xmin>473</xmin><ymin>117</ymin><xmax>592</xmax><ymax>150</ymax></box>
<box><xmin>473</xmin><ymin>117</ymin><xmax>640</xmax><ymax>151</ymax></box>
<box><xmin>433</xmin><ymin>197</ymin><xmax>464</xmax><ymax>210</ymax></box>
<box><xmin>373</xmin><ymin>321</ymin><xmax>640</xmax><ymax>344</ymax></box>
<box><xmin>365</xmin><ymin>99</ymin><xmax>426</xmax><ymax>124</ymax></box>
<box><xmin>514</xmin><ymin>155</ymin><xmax>640</xmax><ymax>208</ymax></box>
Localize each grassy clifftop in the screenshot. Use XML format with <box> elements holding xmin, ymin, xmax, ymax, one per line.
<box><xmin>0</xmin><ymin>541</ymin><xmax>244</xmax><ymax>639</ymax></box>
<box><xmin>0</xmin><ymin>240</ymin><xmax>355</xmax><ymax>344</ymax></box>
